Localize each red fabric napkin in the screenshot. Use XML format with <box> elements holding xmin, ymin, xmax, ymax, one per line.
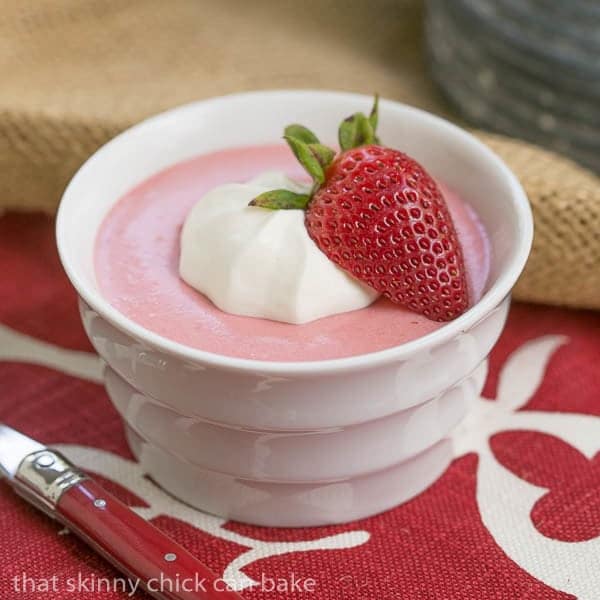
<box><xmin>0</xmin><ymin>212</ymin><xmax>599</xmax><ymax>599</ymax></box>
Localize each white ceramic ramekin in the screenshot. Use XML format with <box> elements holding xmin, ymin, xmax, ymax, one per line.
<box><xmin>57</xmin><ymin>90</ymin><xmax>532</xmax><ymax>527</ymax></box>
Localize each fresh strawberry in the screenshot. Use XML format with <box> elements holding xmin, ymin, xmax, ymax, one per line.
<box><xmin>249</xmin><ymin>96</ymin><xmax>470</xmax><ymax>321</ymax></box>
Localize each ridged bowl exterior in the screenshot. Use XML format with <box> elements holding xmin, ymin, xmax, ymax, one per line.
<box><xmin>57</xmin><ymin>91</ymin><xmax>532</xmax><ymax>526</ymax></box>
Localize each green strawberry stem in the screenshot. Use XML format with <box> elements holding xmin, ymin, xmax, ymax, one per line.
<box><xmin>250</xmin><ymin>95</ymin><xmax>380</xmax><ymax>210</ymax></box>
<box><xmin>369</xmin><ymin>93</ymin><xmax>379</xmax><ymax>131</ymax></box>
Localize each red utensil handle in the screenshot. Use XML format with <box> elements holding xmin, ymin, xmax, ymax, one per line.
<box><xmin>57</xmin><ymin>479</ymin><xmax>243</xmax><ymax>600</ymax></box>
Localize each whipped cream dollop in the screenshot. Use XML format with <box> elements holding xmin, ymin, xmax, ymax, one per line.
<box><xmin>179</xmin><ymin>171</ymin><xmax>378</xmax><ymax>324</ymax></box>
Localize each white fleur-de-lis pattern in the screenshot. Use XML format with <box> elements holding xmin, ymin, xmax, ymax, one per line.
<box><xmin>1</xmin><ymin>323</ymin><xmax>599</xmax><ymax>597</ymax></box>
<box><xmin>454</xmin><ymin>335</ymin><xmax>600</xmax><ymax>600</ymax></box>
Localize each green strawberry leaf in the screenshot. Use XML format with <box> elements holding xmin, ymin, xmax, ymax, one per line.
<box><xmin>249</xmin><ymin>189</ymin><xmax>311</xmax><ymax>210</ymax></box>
<box><xmin>284</xmin><ymin>124</ymin><xmax>320</xmax><ymax>144</ymax></box>
<box><xmin>338</xmin><ymin>113</ymin><xmax>360</xmax><ymax>152</ymax></box>
<box><xmin>308</xmin><ymin>143</ymin><xmax>335</xmax><ymax>169</ymax></box>
<box><xmin>359</xmin><ymin>113</ymin><xmax>376</xmax><ymax>144</ymax></box>
<box><xmin>284</xmin><ymin>135</ymin><xmax>325</xmax><ymax>184</ymax></box>
<box><xmin>339</xmin><ymin>112</ymin><xmax>376</xmax><ymax>151</ymax></box>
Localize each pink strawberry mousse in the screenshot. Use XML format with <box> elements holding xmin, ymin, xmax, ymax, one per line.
<box><xmin>95</xmin><ymin>144</ymin><xmax>490</xmax><ymax>361</ymax></box>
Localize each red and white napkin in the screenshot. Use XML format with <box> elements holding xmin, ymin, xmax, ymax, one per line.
<box><xmin>1</xmin><ymin>213</ymin><xmax>599</xmax><ymax>599</ymax></box>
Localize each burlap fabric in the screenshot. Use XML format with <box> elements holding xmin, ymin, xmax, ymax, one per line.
<box><xmin>2</xmin><ymin>0</ymin><xmax>599</xmax><ymax>310</ymax></box>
